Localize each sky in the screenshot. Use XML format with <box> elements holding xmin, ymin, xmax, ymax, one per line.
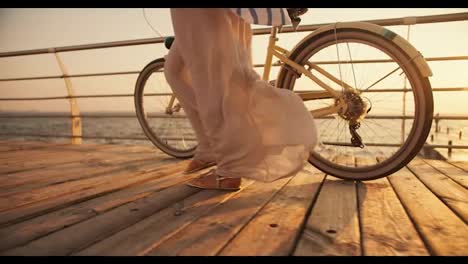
<box><xmin>0</xmin><ymin>8</ymin><xmax>467</xmax><ymax>115</ymax></box>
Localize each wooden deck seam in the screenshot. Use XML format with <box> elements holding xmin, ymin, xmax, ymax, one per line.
<box><xmin>0</xmin><ymin>157</ymin><xmax>175</xmax><ymax>196</ymax></box>
<box><xmin>405</xmin><ymin>164</ymin><xmax>467</xmax><ymax>225</ymax></box>
<box><xmin>0</xmin><ymin>161</ymin><xmax>185</xmax><ymax>228</ymax></box>
<box><xmin>1</xmin><ymin>185</ymin><xmax>169</xmax><ymax>254</ymax></box>
<box><xmin>421</xmin><ymin>159</ymin><xmax>467</xmax><ymax>189</ymax></box>
<box><xmin>136</xmin><ymin>180</ymin><xmax>257</xmax><ymax>256</ymax></box>
<box><xmin>212</xmin><ymin>176</ymin><xmax>297</xmax><ymax>256</ymax></box>
<box><xmin>0</xmin><ymin>140</ymin><xmax>72</xmax><ymax>153</ymax></box>
<box><xmin>46</xmin><ymin>146</ymin><xmax>156</xmax><ymax>155</ymax></box>
<box><xmin>0</xmin><ymin>143</ymin><xmax>70</xmax><ymax>153</ymax></box>
<box><xmin>0</xmin><ymin>161</ymin><xmax>164</xmax><ymax>211</ymax></box>
<box><xmin>2</xmin><ymin>158</ymin><xmax>184</xmax><ymax>205</ymax></box>
<box><xmin>1</xmin><ymin>182</ymin><xmax>201</xmax><ymax>255</ymax></box>
<box><xmin>67</xmin><ymin>188</ymin><xmax>206</xmax><ymax>256</ymax></box>
<box><xmin>0</xmin><ymin>165</ymin><xmax>197</xmax><ymax>252</ymax></box>
<box><xmin>288</xmin><ymin>173</ymin><xmax>328</xmax><ymax>256</ymax></box>
<box><xmin>0</xmin><ymin>150</ymin><xmax>165</xmax><ymax>176</ymax></box>
<box><xmin>447</xmin><ymin>161</ymin><xmax>468</xmax><ymax>173</ymax></box>
<box><xmin>355</xmin><ymin>181</ymin><xmax>365</xmax><ymax>256</ymax></box>
<box><xmin>0</xmin><ymin>210</ymin><xmax>98</xmax><ymax>254</ymax></box>
<box><xmin>386</xmin><ymin>167</ymin><xmax>435</xmax><ymax>256</ymax></box>
<box><xmin>0</xmin><ymin>186</ymin><xmax>133</xmax><ymax>229</ymax></box>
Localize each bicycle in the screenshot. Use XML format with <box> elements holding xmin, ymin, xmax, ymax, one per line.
<box><xmin>134</xmin><ymin>10</ymin><xmax>434</xmax><ymax>181</ymax></box>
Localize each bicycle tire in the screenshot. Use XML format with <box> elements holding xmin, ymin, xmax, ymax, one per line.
<box><xmin>134</xmin><ymin>58</ymin><xmax>197</xmax><ymax>159</ymax></box>
<box><xmin>276</xmin><ymin>28</ymin><xmax>433</xmax><ymax>180</ymax></box>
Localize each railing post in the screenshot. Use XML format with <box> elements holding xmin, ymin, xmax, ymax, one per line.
<box><xmin>51</xmin><ymin>49</ymin><xmax>82</xmax><ymax>144</ymax></box>
<box><xmin>448</xmin><ymin>140</ymin><xmax>453</xmax><ymax>157</ymax></box>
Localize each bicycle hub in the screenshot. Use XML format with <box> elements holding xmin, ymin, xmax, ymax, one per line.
<box><xmin>336</xmin><ymin>90</ymin><xmax>369</xmax><ymax>123</ymax></box>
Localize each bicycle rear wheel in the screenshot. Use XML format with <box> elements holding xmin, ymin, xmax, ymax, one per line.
<box><xmin>134</xmin><ymin>58</ymin><xmax>197</xmax><ymax>158</ymax></box>
<box><xmin>277</xmin><ymin>28</ymin><xmax>433</xmax><ymax>180</ymax></box>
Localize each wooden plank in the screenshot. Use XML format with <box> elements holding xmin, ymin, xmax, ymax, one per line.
<box><xmin>0</xmin><ymin>151</ymin><xmax>159</xmax><ymax>185</ymax></box>
<box><xmin>26</xmin><ymin>142</ymin><xmax>115</xmax><ymax>153</ymax></box>
<box><xmin>0</xmin><ymin>148</ymin><xmax>79</xmax><ymax>162</ymax></box>
<box><xmin>0</xmin><ymin>183</ymin><xmax>201</xmax><ymax>256</ymax></box>
<box><xmin>0</xmin><ymin>142</ymin><xmax>149</xmax><ymax>165</ymax></box>
<box><xmin>0</xmin><ymin>158</ymin><xmax>175</xmax><ymax>197</ymax></box>
<box><xmin>423</xmin><ymin>159</ymin><xmax>467</xmax><ymax>188</ymax></box>
<box><xmin>448</xmin><ymin>161</ymin><xmax>468</xmax><ymax>173</ymax></box>
<box><xmin>2</xmin><ymin>143</ymin><xmax>167</xmax><ymax>183</ymax></box>
<box><xmin>0</xmin><ymin>151</ymin><xmax>156</xmax><ymax>188</ymax></box>
<box><xmin>406</xmin><ymin>158</ymin><xmax>468</xmax><ymax>223</ymax></box>
<box><xmin>0</xmin><ymin>144</ymin><xmax>150</xmax><ymax>171</ymax></box>
<box><xmin>0</xmin><ymin>140</ymin><xmax>52</xmax><ymax>147</ymax></box>
<box><xmin>75</xmin><ymin>180</ymin><xmax>255</xmax><ymax>256</ymax></box>
<box><xmin>294</xmin><ymin>155</ymin><xmax>361</xmax><ymax>256</ymax></box>
<box><xmin>356</xmin><ymin>157</ymin><xmax>429</xmax><ymax>256</ymax></box>
<box><xmin>218</xmin><ymin>165</ymin><xmax>325</xmax><ymax>256</ymax></box>
<box><xmin>50</xmin><ymin>143</ymin><xmax>158</xmax><ymax>154</ymax></box>
<box><xmin>145</xmin><ymin>176</ymin><xmax>294</xmax><ymax>256</ymax></box>
<box><xmin>293</xmin><ymin>176</ymin><xmax>361</xmax><ymax>256</ymax></box>
<box><xmin>387</xmin><ymin>167</ymin><xmax>468</xmax><ymax>255</ymax></box>
<box><xmin>0</xmin><ymin>158</ymin><xmax>186</xmax><ymax>217</ymax></box>
<box><xmin>0</xmin><ymin>141</ymin><xmax>63</xmax><ymax>153</ymax></box>
<box><xmin>0</xmin><ymin>140</ymin><xmax>58</xmax><ymax>147</ymax></box>
<box><xmin>0</xmin><ymin>142</ymin><xmax>110</xmax><ymax>159</ymax></box>
<box><xmin>0</xmin><ymin>144</ymin><xmax>165</xmax><ymax>175</ymax></box>
<box><xmin>0</xmin><ymin>162</ymin><xmax>201</xmax><ymax>252</ymax></box>
<box><xmin>0</xmin><ymin>153</ymin><xmax>174</xmax><ymax>196</ymax></box>
<box><xmin>0</xmin><ymin>159</ymin><xmax>191</xmax><ymax>226</ymax></box>
<box><xmin>0</xmin><ymin>150</ymin><xmax>105</xmax><ymax>174</ymax></box>
<box><xmin>0</xmin><ymin>157</ymin><xmax>183</xmax><ymax>212</ymax></box>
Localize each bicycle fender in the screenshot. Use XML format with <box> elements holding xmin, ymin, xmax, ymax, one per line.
<box><xmin>291</xmin><ymin>21</ymin><xmax>433</xmax><ymax>77</ymax></box>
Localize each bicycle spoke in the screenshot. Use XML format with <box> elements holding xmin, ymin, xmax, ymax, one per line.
<box><xmin>362</xmin><ymin>121</ymin><xmax>397</xmax><ymax>155</ymax></box>
<box><xmin>362</xmin><ymin>65</ymin><xmax>401</xmax><ymax>91</ymax></box>
<box><xmin>319</xmin><ymin>118</ymin><xmax>335</xmax><ymax>138</ymax></box>
<box><xmin>365</xmin><ymin>118</ymin><xmax>408</xmax><ymax>143</ymax></box>
<box><xmin>345</xmin><ymin>42</ymin><xmax>358</xmax><ymax>89</ymax></box>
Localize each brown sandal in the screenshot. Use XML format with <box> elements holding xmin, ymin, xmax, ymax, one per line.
<box><xmin>186</xmin><ymin>170</ymin><xmax>241</xmax><ymax>191</ymax></box>
<box><xmin>184</xmin><ymin>159</ymin><xmax>216</xmax><ymax>174</ymax></box>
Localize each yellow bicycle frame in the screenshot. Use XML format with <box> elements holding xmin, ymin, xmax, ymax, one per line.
<box><xmin>262</xmin><ymin>26</ymin><xmax>355</xmax><ymax>118</ymax></box>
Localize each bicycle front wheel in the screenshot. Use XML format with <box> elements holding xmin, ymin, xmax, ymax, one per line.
<box><xmin>134</xmin><ymin>58</ymin><xmax>197</xmax><ymax>158</ymax></box>
<box><xmin>277</xmin><ymin>28</ymin><xmax>433</xmax><ymax>180</ymax></box>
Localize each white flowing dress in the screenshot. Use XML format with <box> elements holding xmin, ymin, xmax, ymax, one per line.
<box><xmin>164</xmin><ymin>8</ymin><xmax>318</xmax><ymax>182</ymax></box>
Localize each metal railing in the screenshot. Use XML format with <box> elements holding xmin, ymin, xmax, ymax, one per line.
<box><xmin>0</xmin><ymin>12</ymin><xmax>467</xmax><ymax>155</ymax></box>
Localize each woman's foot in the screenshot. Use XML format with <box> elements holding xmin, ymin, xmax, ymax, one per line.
<box><xmin>186</xmin><ymin>170</ymin><xmax>241</xmax><ymax>191</ymax></box>
<box><xmin>184</xmin><ymin>159</ymin><xmax>216</xmax><ymax>174</ymax></box>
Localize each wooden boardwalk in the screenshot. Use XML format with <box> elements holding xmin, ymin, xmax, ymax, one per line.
<box><xmin>0</xmin><ymin>140</ymin><xmax>466</xmax><ymax>256</ymax></box>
